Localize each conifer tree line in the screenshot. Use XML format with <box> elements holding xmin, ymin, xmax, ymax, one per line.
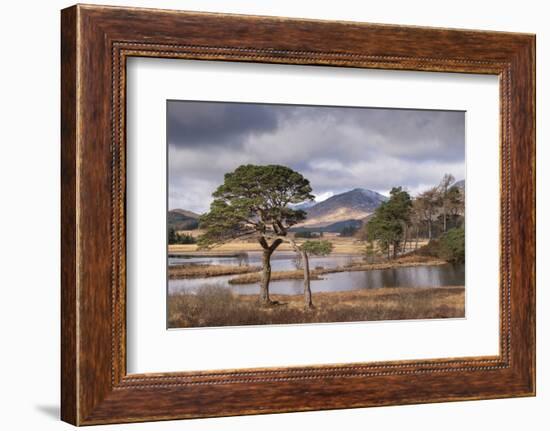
<box><xmin>362</xmin><ymin>174</ymin><xmax>465</xmax><ymax>260</ymax></box>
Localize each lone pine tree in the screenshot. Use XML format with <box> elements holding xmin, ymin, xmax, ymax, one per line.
<box><xmin>198</xmin><ymin>164</ymin><xmax>314</xmax><ymax>305</ymax></box>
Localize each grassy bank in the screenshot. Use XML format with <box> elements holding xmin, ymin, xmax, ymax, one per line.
<box><xmin>169</xmin><ymin>236</ymin><xmax>418</xmax><ymax>255</ymax></box>
<box><xmin>169</xmin><ymin>264</ymin><xmax>260</xmax><ymax>279</ymax></box>
<box><xmin>168</xmin><ymin>285</ymin><xmax>465</xmax><ymax>328</ymax></box>
<box><xmin>228</xmin><ymin>255</ymin><xmax>446</xmax><ymax>285</ymax></box>
<box><xmin>227</xmin><ymin>269</ymin><xmax>324</xmax><ymax>284</ymax></box>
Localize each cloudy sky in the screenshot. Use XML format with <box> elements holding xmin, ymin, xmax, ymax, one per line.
<box><xmin>168</xmin><ymin>100</ymin><xmax>465</xmax><ymax>213</ymax></box>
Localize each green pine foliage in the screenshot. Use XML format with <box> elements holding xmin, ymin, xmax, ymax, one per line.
<box><xmin>294</xmin><ymin>231</ymin><xmax>322</xmax><ymax>238</ymax></box>
<box><xmin>198</xmin><ymin>164</ymin><xmax>314</xmax><ymax>248</ymax></box>
<box><xmin>168</xmin><ymin>227</ymin><xmax>197</xmax><ymax>245</ymax></box>
<box><xmin>301</xmin><ymin>239</ymin><xmax>333</xmax><ymax>256</ymax></box>
<box><xmin>365</xmin><ymin>187</ymin><xmax>412</xmax><ymax>259</ymax></box>
<box><xmin>437</xmin><ymin>227</ymin><xmax>465</xmax><ymax>263</ymax></box>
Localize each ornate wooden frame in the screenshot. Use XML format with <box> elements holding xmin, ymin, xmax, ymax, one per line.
<box><xmin>61</xmin><ymin>4</ymin><xmax>535</xmax><ymax>425</ymax></box>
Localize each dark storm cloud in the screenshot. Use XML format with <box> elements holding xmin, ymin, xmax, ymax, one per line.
<box><xmin>277</xmin><ymin>105</ymin><xmax>465</xmax><ymax>162</ymax></box>
<box><xmin>167</xmin><ymin>101</ymin><xmax>280</xmax><ymax>148</ymax></box>
<box><xmin>167</xmin><ymin>100</ymin><xmax>465</xmax><ymax>213</ymax></box>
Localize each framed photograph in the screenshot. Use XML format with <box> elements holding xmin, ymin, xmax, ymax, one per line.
<box><xmin>61</xmin><ymin>4</ymin><xmax>536</xmax><ymax>425</ymax></box>
<box><xmin>164</xmin><ymin>100</ymin><xmax>467</xmax><ymax>329</ymax></box>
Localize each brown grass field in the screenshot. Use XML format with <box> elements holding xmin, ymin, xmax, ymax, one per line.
<box><xmin>167</xmin><ymin>285</ymin><xmax>465</xmax><ymax>328</ymax></box>
<box><xmin>168</xmin><ymin>236</ymin><xmax>428</xmax><ymax>255</ymax></box>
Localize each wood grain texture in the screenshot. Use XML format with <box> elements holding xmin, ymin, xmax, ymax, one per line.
<box><xmin>60</xmin><ymin>4</ymin><xmax>535</xmax><ymax>425</ymax></box>
<box><xmin>60</xmin><ymin>5</ymin><xmax>78</xmax><ymax>425</ymax></box>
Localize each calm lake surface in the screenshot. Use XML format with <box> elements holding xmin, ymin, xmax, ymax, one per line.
<box><xmin>168</xmin><ymin>252</ymin><xmax>465</xmax><ymax>296</ymax></box>
<box><xmin>169</xmin><ymin>251</ymin><xmax>358</xmax><ymax>271</ymax></box>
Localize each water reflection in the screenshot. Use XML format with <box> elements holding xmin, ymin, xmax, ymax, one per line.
<box><xmin>169</xmin><ymin>252</ymin><xmax>359</xmax><ymax>271</ymax></box>
<box><xmin>168</xmin><ymin>261</ymin><xmax>465</xmax><ymax>296</ymax></box>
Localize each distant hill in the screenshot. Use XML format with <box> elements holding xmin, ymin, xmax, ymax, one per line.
<box><xmin>292</xmin><ymin>219</ymin><xmax>363</xmax><ymax>234</ymax></box>
<box><xmin>171</xmin><ymin>208</ymin><xmax>200</xmax><ymax>219</ymax></box>
<box><xmin>168</xmin><ymin>209</ymin><xmax>200</xmax><ymax>231</ymax></box>
<box><xmin>300</xmin><ymin>188</ymin><xmax>387</xmax><ymax>228</ymax></box>
<box><xmin>291</xmin><ymin>200</ymin><xmax>317</xmax><ymax>211</ymax></box>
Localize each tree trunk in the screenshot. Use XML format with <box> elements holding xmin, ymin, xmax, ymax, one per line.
<box><xmin>258</xmin><ymin>237</ymin><xmax>283</xmax><ymax>305</ymax></box>
<box><xmin>443</xmin><ymin>206</ymin><xmax>447</xmax><ymax>233</ymax></box>
<box><xmin>428</xmin><ymin>220</ymin><xmax>432</xmax><ymax>240</ymax></box>
<box><xmin>403</xmin><ymin>225</ymin><xmax>408</xmax><ymax>254</ymax></box>
<box><xmin>287</xmin><ymin>237</ymin><xmax>314</xmax><ymax>309</ymax></box>
<box><xmin>301</xmin><ymin>250</ymin><xmax>313</xmax><ymax>309</ymax></box>
<box><xmin>259</xmin><ymin>248</ymin><xmax>272</xmax><ymax>304</ymax></box>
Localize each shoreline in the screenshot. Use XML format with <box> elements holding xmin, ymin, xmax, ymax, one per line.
<box><xmin>228</xmin><ymin>257</ymin><xmax>447</xmax><ymax>284</ymax></box>
<box><xmin>168</xmin><ymin>264</ymin><xmax>261</xmax><ymax>279</ymax></box>
<box><xmin>168</xmin><ymin>254</ymin><xmax>448</xmax><ymax>281</ymax></box>
<box><xmin>169</xmin><ymin>250</ymin><xmax>366</xmax><ymax>257</ymax></box>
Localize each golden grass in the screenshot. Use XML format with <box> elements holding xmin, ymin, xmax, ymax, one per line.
<box><xmin>168</xmin><ymin>264</ymin><xmax>261</xmax><ymax>279</ymax></box>
<box><xmin>167</xmin><ymin>285</ymin><xmax>465</xmax><ymax>328</ymax></box>
<box><xmin>227</xmin><ymin>269</ymin><xmax>323</xmax><ymax>284</ymax></box>
<box><xmin>168</xmin><ymin>236</ymin><xmax>371</xmax><ymax>254</ymax></box>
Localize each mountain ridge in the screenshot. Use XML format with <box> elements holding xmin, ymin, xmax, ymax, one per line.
<box><xmin>169</xmin><ymin>188</ymin><xmax>388</xmax><ymax>232</ymax></box>
<box><xmin>168</xmin><ymin>209</ymin><xmax>200</xmax><ymax>231</ymax></box>
<box><xmin>170</xmin><ymin>208</ymin><xmax>200</xmax><ymax>219</ymax></box>
<box><xmin>299</xmin><ymin>188</ymin><xmax>387</xmax><ymax>228</ymax></box>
